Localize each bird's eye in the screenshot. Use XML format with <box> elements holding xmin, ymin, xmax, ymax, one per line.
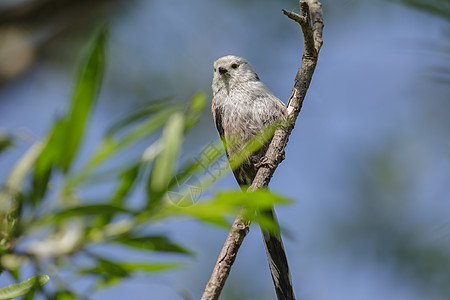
<box><xmin>231</xmin><ymin>63</ymin><xmax>238</xmax><ymax>69</ymax></box>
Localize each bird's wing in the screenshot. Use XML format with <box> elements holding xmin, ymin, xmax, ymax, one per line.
<box><xmin>211</xmin><ymin>98</ymin><xmax>225</xmax><ymax>140</ymax></box>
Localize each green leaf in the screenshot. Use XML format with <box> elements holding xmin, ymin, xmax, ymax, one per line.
<box><xmin>81</xmin><ymin>259</ymin><xmax>182</xmax><ymax>275</ymax></box>
<box><xmin>53</xmin><ymin>290</ymin><xmax>77</xmax><ymax>300</ymax></box>
<box><xmin>175</xmin><ymin>121</ymin><xmax>282</xmax><ymax>195</ymax></box>
<box><xmin>86</xmin><ymin>105</ymin><xmax>180</xmax><ymax>169</ymax></box>
<box><xmin>0</xmin><ymin>142</ymin><xmax>45</xmax><ymax>210</ymax></box>
<box><xmin>79</xmin><ymin>257</ymin><xmax>180</xmax><ymax>289</ymax></box>
<box><xmin>214</xmin><ymin>190</ymin><xmax>292</xmax><ymax>208</ymax></box>
<box><xmin>59</xmin><ymin>25</ymin><xmax>107</xmax><ymax>172</ymax></box>
<box><xmin>79</xmin><ymin>257</ymin><xmax>128</xmax><ymax>288</ymax></box>
<box><xmin>218</xmin><ymin>190</ymin><xmax>292</xmax><ymax>233</ymax></box>
<box><xmin>0</xmin><ymin>142</ymin><xmax>44</xmax><ymax>243</ymax></box>
<box><xmin>23</xmin><ymin>289</ymin><xmax>35</xmax><ymax>300</ymax></box>
<box><xmin>81</xmin><ymin>257</ymin><xmax>128</xmax><ymax>277</ymax></box>
<box><xmin>0</xmin><ymin>274</ymin><xmax>49</xmax><ymax>299</ymax></box>
<box><xmin>119</xmin><ymin>261</ymin><xmax>182</xmax><ymax>273</ymax></box>
<box><xmin>167</xmin><ymin>190</ymin><xmax>291</xmax><ymax>228</ymax></box>
<box><xmin>106</xmin><ymin>97</ymin><xmax>174</xmax><ymax>136</ymax></box>
<box><xmin>0</xmin><ymin>133</ymin><xmax>14</xmax><ymax>154</ymax></box>
<box><xmin>165</xmin><ymin>139</ymin><xmax>226</xmax><ymax>196</ymax></box>
<box><xmin>49</xmin><ymin>204</ymin><xmax>132</xmax><ymax>222</ymax></box>
<box><xmin>227</xmin><ymin>121</ymin><xmax>281</xmax><ymax>171</ymax></box>
<box><xmin>111</xmin><ymin>162</ymin><xmax>142</xmax><ymax>205</ymax></box>
<box><xmin>184</xmin><ymin>92</ymin><xmax>207</xmax><ymax>131</ymax></box>
<box><xmin>111</xmin><ymin>234</ymin><xmax>192</xmax><ymax>254</ymax></box>
<box><xmin>167</xmin><ymin>201</ymin><xmax>234</xmax><ymax>228</ymax></box>
<box><xmin>147</xmin><ymin>112</ymin><xmax>185</xmax><ymax>205</ymax></box>
<box><xmin>33</xmin><ymin>24</ymin><xmax>108</xmax><ymax>201</ymax></box>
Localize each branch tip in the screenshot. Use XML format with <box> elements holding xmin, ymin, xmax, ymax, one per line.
<box><xmin>282</xmin><ymin>9</ymin><xmax>304</xmax><ymax>24</ymax></box>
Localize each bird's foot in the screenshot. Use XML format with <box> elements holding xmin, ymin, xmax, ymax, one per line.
<box><xmin>255</xmin><ymin>156</ymin><xmax>274</xmax><ymax>168</ymax></box>
<box><xmin>254</xmin><ymin>150</ymin><xmax>285</xmax><ymax>169</ymax></box>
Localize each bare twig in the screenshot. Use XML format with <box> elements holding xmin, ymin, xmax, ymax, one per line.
<box><xmin>201</xmin><ymin>1</ymin><xmax>323</xmax><ymax>299</ymax></box>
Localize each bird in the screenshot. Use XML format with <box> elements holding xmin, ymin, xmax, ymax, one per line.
<box><xmin>211</xmin><ymin>55</ymin><xmax>295</xmax><ymax>300</ymax></box>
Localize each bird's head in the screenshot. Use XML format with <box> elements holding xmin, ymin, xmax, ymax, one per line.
<box><xmin>212</xmin><ymin>55</ymin><xmax>260</xmax><ymax>94</ymax></box>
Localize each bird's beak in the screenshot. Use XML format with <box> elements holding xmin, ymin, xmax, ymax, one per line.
<box><xmin>218</xmin><ymin>67</ymin><xmax>228</xmax><ymax>75</ymax></box>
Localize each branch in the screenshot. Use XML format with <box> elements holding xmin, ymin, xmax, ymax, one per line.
<box><xmin>251</xmin><ymin>0</ymin><xmax>323</xmax><ymax>190</ymax></box>
<box><xmin>201</xmin><ymin>1</ymin><xmax>323</xmax><ymax>299</ymax></box>
<box><xmin>201</xmin><ymin>210</ymin><xmax>248</xmax><ymax>300</ymax></box>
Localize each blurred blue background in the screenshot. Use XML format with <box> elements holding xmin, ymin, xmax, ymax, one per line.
<box><xmin>0</xmin><ymin>0</ymin><xmax>449</xmax><ymax>299</ymax></box>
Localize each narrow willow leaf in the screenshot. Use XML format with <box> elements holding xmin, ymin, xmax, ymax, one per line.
<box><xmin>32</xmin><ymin>25</ymin><xmax>108</xmax><ymax>202</ymax></box>
<box><xmin>59</xmin><ymin>25</ymin><xmax>107</xmax><ymax>172</ymax></box>
<box><xmin>22</xmin><ymin>289</ymin><xmax>35</xmax><ymax>300</ymax></box>
<box><xmin>79</xmin><ymin>258</ymin><xmax>129</xmax><ymax>277</ymax></box>
<box><xmin>86</xmin><ymin>105</ymin><xmax>180</xmax><ymax>170</ymax></box>
<box><xmin>184</xmin><ymin>92</ymin><xmax>207</xmax><ymax>131</ymax></box>
<box><xmin>0</xmin><ymin>141</ymin><xmax>45</xmax><ymax>212</ymax></box>
<box><xmin>160</xmin><ymin>92</ymin><xmax>207</xmax><ymax>191</ymax></box>
<box><xmin>142</xmin><ymin>139</ymin><xmax>163</xmax><ymax>163</ymax></box>
<box><xmin>167</xmin><ymin>201</ymin><xmax>234</xmax><ymax>228</ymax></box>
<box><xmin>119</xmin><ymin>261</ymin><xmax>182</xmax><ymax>273</ymax></box>
<box><xmin>227</xmin><ymin>121</ymin><xmax>282</xmax><ymax>171</ymax></box>
<box><xmin>79</xmin><ymin>256</ymin><xmax>180</xmax><ymax>289</ymax></box>
<box><xmin>32</xmin><ymin>120</ymin><xmax>63</xmax><ymax>200</ymax></box>
<box><xmin>214</xmin><ymin>190</ymin><xmax>292</xmax><ymax>208</ymax></box>
<box><xmin>118</xmin><ymin>107</ymin><xmax>181</xmax><ymax>153</ymax></box>
<box><xmin>49</xmin><ymin>204</ymin><xmax>132</xmax><ymax>222</ymax></box>
<box><xmin>163</xmin><ymin>140</ymin><xmax>226</xmax><ymax>208</ymax></box>
<box><xmin>167</xmin><ymin>190</ymin><xmax>291</xmax><ymax>228</ymax></box>
<box><xmin>111</xmin><ymin>163</ymin><xmax>142</xmax><ymax>205</ymax></box>
<box><xmin>111</xmin><ymin>234</ymin><xmax>192</xmax><ymax>254</ymax></box>
<box><xmin>0</xmin><ymin>133</ymin><xmax>14</xmax><ymax>154</ymax></box>
<box><xmin>81</xmin><ymin>258</ymin><xmax>181</xmax><ymax>275</ymax></box>
<box><xmin>90</xmin><ymin>163</ymin><xmax>142</xmax><ymax>228</ymax></box>
<box><xmin>167</xmin><ymin>139</ymin><xmax>225</xmax><ymax>193</ymax></box>
<box><xmin>53</xmin><ymin>290</ymin><xmax>77</xmax><ymax>300</ymax></box>
<box><xmin>37</xmin><ymin>25</ymin><xmax>107</xmax><ymax>173</ymax></box>
<box><xmin>0</xmin><ymin>274</ymin><xmax>49</xmax><ymax>300</ymax></box>
<box><xmin>252</xmin><ymin>212</ymin><xmax>281</xmax><ymax>234</ymax></box>
<box><xmin>147</xmin><ymin>112</ymin><xmax>185</xmax><ymax>205</ymax></box>
<box><xmin>106</xmin><ymin>97</ymin><xmax>174</xmax><ymax>136</ymax></box>
<box><xmin>78</xmin><ymin>257</ymin><xmax>128</xmax><ymax>289</ymax></box>
<box><xmin>178</xmin><ymin>121</ymin><xmax>283</xmax><ymax>195</ymax></box>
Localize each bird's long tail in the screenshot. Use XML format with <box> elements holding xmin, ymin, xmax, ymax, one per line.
<box><xmin>259</xmin><ymin>207</ymin><xmax>295</xmax><ymax>300</ymax></box>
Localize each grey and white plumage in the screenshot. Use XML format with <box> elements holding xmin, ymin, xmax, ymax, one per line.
<box><xmin>211</xmin><ymin>55</ymin><xmax>295</xmax><ymax>300</ymax></box>
<box><xmin>211</xmin><ymin>55</ymin><xmax>287</xmax><ymax>186</ymax></box>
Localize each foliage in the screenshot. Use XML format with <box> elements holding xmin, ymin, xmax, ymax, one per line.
<box><xmin>0</xmin><ymin>134</ymin><xmax>14</xmax><ymax>154</ymax></box>
<box><xmin>0</xmin><ymin>24</ymin><xmax>290</xmax><ymax>299</ymax></box>
<box><xmin>0</xmin><ymin>275</ymin><xmax>49</xmax><ymax>299</ymax></box>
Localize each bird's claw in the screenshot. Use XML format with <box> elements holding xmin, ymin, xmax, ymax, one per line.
<box><xmin>255</xmin><ymin>150</ymin><xmax>285</xmax><ymax>169</ymax></box>
<box><xmin>255</xmin><ymin>156</ymin><xmax>272</xmax><ymax>168</ymax></box>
